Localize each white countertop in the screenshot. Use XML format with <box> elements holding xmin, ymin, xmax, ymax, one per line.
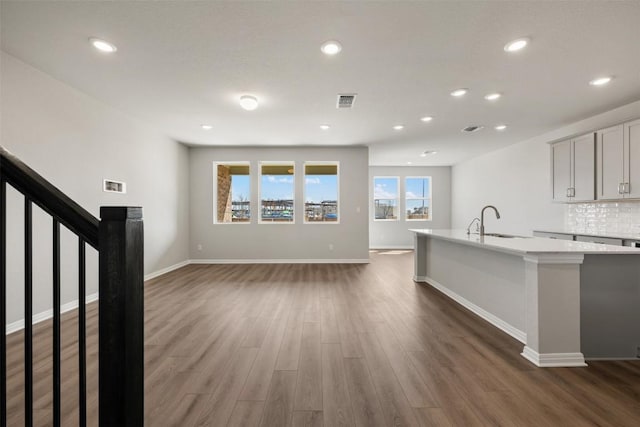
<box><xmin>410</xmin><ymin>229</ymin><xmax>640</xmax><ymax>256</ymax></box>
<box><xmin>533</xmin><ymin>229</ymin><xmax>640</xmax><ymax>241</ymax></box>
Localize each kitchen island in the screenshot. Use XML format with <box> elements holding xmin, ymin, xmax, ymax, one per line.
<box><xmin>411</xmin><ymin>229</ymin><xmax>640</xmax><ymax>367</ymax></box>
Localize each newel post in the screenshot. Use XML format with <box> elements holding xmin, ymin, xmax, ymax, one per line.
<box><xmin>99</xmin><ymin>207</ymin><xmax>144</xmax><ymax>427</ymax></box>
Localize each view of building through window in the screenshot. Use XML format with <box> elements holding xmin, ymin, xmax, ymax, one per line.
<box><xmin>261</xmin><ymin>163</ymin><xmax>295</xmax><ymax>222</ymax></box>
<box><xmin>406</xmin><ymin>176</ymin><xmax>432</xmax><ymax>220</ymax></box>
<box><xmin>373</xmin><ymin>176</ymin><xmax>399</xmax><ymax>220</ymax></box>
<box><xmin>304</xmin><ymin>163</ymin><xmax>338</xmax><ymax>222</ymax></box>
<box><xmin>216</xmin><ymin>163</ymin><xmax>250</xmax><ymax>223</ymax></box>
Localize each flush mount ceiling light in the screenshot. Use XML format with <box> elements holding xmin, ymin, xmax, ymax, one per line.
<box><xmin>393</xmin><ymin>125</ymin><xmax>405</xmax><ymax>130</ymax></box>
<box><xmin>420</xmin><ymin>150</ymin><xmax>437</xmax><ymax>157</ymax></box>
<box><xmin>495</xmin><ymin>124</ymin><xmax>507</xmax><ymax>131</ymax></box>
<box><xmin>589</xmin><ymin>76</ymin><xmax>612</xmax><ymax>86</ymax></box>
<box><xmin>484</xmin><ymin>93</ymin><xmax>501</xmax><ymax>101</ymax></box>
<box><xmin>420</xmin><ymin>116</ymin><xmax>434</xmax><ymax>122</ymax></box>
<box><xmin>504</xmin><ymin>37</ymin><xmax>530</xmax><ymax>52</ymax></box>
<box><xmin>89</xmin><ymin>37</ymin><xmax>117</xmax><ymax>53</ymax></box>
<box><xmin>319</xmin><ymin>124</ymin><xmax>330</xmax><ymax>130</ymax></box>
<box><xmin>239</xmin><ymin>95</ymin><xmax>259</xmax><ymax>111</ymax></box>
<box><xmin>451</xmin><ymin>88</ymin><xmax>468</xmax><ymax>97</ymax></box>
<box><xmin>201</xmin><ymin>124</ymin><xmax>213</xmax><ymax>130</ymax></box>
<box><xmin>321</xmin><ymin>40</ymin><xmax>342</xmax><ymax>55</ymax></box>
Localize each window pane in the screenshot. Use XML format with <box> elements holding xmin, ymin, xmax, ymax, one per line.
<box><xmin>405</xmin><ymin>177</ymin><xmax>431</xmax><ymax>221</ymax></box>
<box><xmin>406</xmin><ymin>177</ymin><xmax>430</xmax><ymax>199</ymax></box>
<box><xmin>261</xmin><ymin>163</ymin><xmax>294</xmax><ymax>222</ymax></box>
<box><xmin>305</xmin><ymin>163</ymin><xmax>338</xmax><ymax>222</ymax></box>
<box><xmin>216</xmin><ymin>164</ymin><xmax>250</xmax><ymax>223</ymax></box>
<box><xmin>374</xmin><ymin>177</ymin><xmax>399</xmax><ymax>220</ymax></box>
<box><xmin>406</xmin><ymin>199</ymin><xmax>430</xmax><ymax>220</ymax></box>
<box><xmin>374</xmin><ymin>199</ymin><xmax>398</xmax><ymax>220</ymax></box>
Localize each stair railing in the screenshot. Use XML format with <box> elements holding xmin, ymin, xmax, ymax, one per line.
<box><xmin>1</xmin><ymin>145</ymin><xmax>143</xmax><ymax>427</ymax></box>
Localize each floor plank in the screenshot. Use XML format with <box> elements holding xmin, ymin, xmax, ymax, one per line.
<box><xmin>4</xmin><ymin>252</ymin><xmax>640</xmax><ymax>426</ymax></box>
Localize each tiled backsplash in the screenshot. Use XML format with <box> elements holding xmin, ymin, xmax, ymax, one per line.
<box><xmin>565</xmin><ymin>202</ymin><xmax>640</xmax><ymax>234</ymax></box>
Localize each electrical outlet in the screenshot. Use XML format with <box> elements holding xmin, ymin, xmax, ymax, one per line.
<box><xmin>637</xmin><ymin>346</ymin><xmax>640</xmax><ymax>358</ymax></box>
<box><xmin>329</xmin><ymin>244</ymin><xmax>334</xmax><ymax>251</ymax></box>
<box><xmin>197</xmin><ymin>244</ymin><xmax>203</xmax><ymax>251</ymax></box>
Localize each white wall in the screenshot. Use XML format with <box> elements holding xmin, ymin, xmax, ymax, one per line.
<box><xmin>1</xmin><ymin>52</ymin><xmax>190</xmax><ymax>326</ymax></box>
<box><xmin>369</xmin><ymin>166</ymin><xmax>451</xmax><ymax>248</ymax></box>
<box><xmin>452</xmin><ymin>100</ymin><xmax>640</xmax><ymax>235</ymax></box>
<box><xmin>189</xmin><ymin>146</ymin><xmax>369</xmax><ymax>261</ymax></box>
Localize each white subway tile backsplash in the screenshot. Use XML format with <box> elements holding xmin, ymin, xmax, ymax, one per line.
<box><xmin>566</xmin><ymin>201</ymin><xmax>640</xmax><ymax>234</ymax></box>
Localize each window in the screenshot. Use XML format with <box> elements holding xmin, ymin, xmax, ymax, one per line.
<box><xmin>406</xmin><ymin>176</ymin><xmax>432</xmax><ymax>221</ymax></box>
<box><xmin>373</xmin><ymin>176</ymin><xmax>399</xmax><ymax>220</ymax></box>
<box><xmin>260</xmin><ymin>162</ymin><xmax>295</xmax><ymax>223</ymax></box>
<box><xmin>304</xmin><ymin>162</ymin><xmax>339</xmax><ymax>223</ymax></box>
<box><xmin>215</xmin><ymin>162</ymin><xmax>250</xmax><ymax>223</ymax></box>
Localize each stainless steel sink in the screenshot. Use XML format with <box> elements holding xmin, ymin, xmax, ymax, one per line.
<box><xmin>483</xmin><ymin>233</ymin><xmax>530</xmax><ymax>239</ymax></box>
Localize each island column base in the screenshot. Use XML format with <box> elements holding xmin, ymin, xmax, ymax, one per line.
<box><xmin>523</xmin><ymin>254</ymin><xmax>587</xmax><ymax>367</ymax></box>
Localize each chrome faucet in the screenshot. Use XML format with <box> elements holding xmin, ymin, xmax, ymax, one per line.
<box><xmin>466</xmin><ymin>217</ymin><xmax>480</xmax><ymax>235</ymax></box>
<box><xmin>480</xmin><ymin>205</ymin><xmax>500</xmax><ymax>236</ymax></box>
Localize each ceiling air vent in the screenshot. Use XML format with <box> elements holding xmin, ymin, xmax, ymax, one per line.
<box><xmin>462</xmin><ymin>125</ymin><xmax>484</xmax><ymax>133</ymax></box>
<box><xmin>337</xmin><ymin>93</ymin><xmax>357</xmax><ymax>109</ymax></box>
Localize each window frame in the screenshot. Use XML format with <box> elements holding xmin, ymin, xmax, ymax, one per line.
<box><xmin>258</xmin><ymin>161</ymin><xmax>296</xmax><ymax>225</ymax></box>
<box><xmin>213</xmin><ymin>161</ymin><xmax>252</xmax><ymax>225</ymax></box>
<box><xmin>303</xmin><ymin>161</ymin><xmax>340</xmax><ymax>225</ymax></box>
<box><xmin>373</xmin><ymin>176</ymin><xmax>400</xmax><ymax>222</ymax></box>
<box><xmin>405</xmin><ymin>176</ymin><xmax>433</xmax><ymax>222</ymax></box>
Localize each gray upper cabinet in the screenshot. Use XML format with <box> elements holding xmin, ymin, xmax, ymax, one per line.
<box><xmin>597</xmin><ymin>120</ymin><xmax>640</xmax><ymax>199</ymax></box>
<box><xmin>625</xmin><ymin>118</ymin><xmax>640</xmax><ymax>198</ymax></box>
<box><xmin>551</xmin><ymin>133</ymin><xmax>595</xmax><ymax>202</ymax></box>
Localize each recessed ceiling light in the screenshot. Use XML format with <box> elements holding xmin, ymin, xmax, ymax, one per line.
<box><xmin>495</xmin><ymin>124</ymin><xmax>507</xmax><ymax>131</ymax></box>
<box><xmin>89</xmin><ymin>37</ymin><xmax>117</xmax><ymax>53</ymax></box>
<box><xmin>239</xmin><ymin>95</ymin><xmax>259</xmax><ymax>111</ymax></box>
<box><xmin>589</xmin><ymin>76</ymin><xmax>612</xmax><ymax>86</ymax></box>
<box><xmin>320</xmin><ymin>124</ymin><xmax>330</xmax><ymax>130</ymax></box>
<box><xmin>420</xmin><ymin>150</ymin><xmax>437</xmax><ymax>157</ymax></box>
<box><xmin>420</xmin><ymin>116</ymin><xmax>434</xmax><ymax>122</ymax></box>
<box><xmin>201</xmin><ymin>124</ymin><xmax>213</xmax><ymax>130</ymax></box>
<box><xmin>321</xmin><ymin>40</ymin><xmax>342</xmax><ymax>55</ymax></box>
<box><xmin>451</xmin><ymin>88</ymin><xmax>468</xmax><ymax>97</ymax></box>
<box><xmin>407</xmin><ymin>162</ymin><xmax>413</xmax><ymax>165</ymax></box>
<box><xmin>393</xmin><ymin>125</ymin><xmax>404</xmax><ymax>130</ymax></box>
<box><xmin>484</xmin><ymin>93</ymin><xmax>501</xmax><ymax>101</ymax></box>
<box><xmin>504</xmin><ymin>37</ymin><xmax>530</xmax><ymax>52</ymax></box>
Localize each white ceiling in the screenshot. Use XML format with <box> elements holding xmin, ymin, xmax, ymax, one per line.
<box><xmin>2</xmin><ymin>1</ymin><xmax>640</xmax><ymax>166</ymax></box>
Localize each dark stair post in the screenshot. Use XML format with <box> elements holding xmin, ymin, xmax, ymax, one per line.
<box><xmin>99</xmin><ymin>207</ymin><xmax>144</xmax><ymax>427</ymax></box>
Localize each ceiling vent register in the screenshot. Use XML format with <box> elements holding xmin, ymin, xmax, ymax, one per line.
<box><xmin>462</xmin><ymin>125</ymin><xmax>484</xmax><ymax>133</ymax></box>
<box><xmin>337</xmin><ymin>94</ymin><xmax>357</xmax><ymax>109</ymax></box>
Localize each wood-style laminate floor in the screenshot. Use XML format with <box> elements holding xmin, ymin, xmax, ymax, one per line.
<box><xmin>5</xmin><ymin>250</ymin><xmax>640</xmax><ymax>426</ymax></box>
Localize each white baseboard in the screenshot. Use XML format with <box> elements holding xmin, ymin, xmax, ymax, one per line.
<box><xmin>6</xmin><ymin>257</ymin><xmax>371</xmax><ymax>335</ymax></box>
<box><xmin>521</xmin><ymin>346</ymin><xmax>587</xmax><ymax>367</ymax></box>
<box><xmin>370</xmin><ymin>246</ymin><xmax>413</xmax><ymax>250</ymax></box>
<box><xmin>6</xmin><ymin>259</ymin><xmax>190</xmax><ymax>335</ymax></box>
<box><xmin>6</xmin><ymin>292</ymin><xmax>99</xmax><ymax>335</ymax></box>
<box><xmin>419</xmin><ymin>275</ymin><xmax>527</xmax><ymax>344</ymax></box>
<box><xmin>190</xmin><ymin>258</ymin><xmax>370</xmax><ymax>264</ymax></box>
<box><xmin>584</xmin><ymin>356</ymin><xmax>640</xmax><ymax>361</ymax></box>
<box><xmin>144</xmin><ymin>260</ymin><xmax>190</xmax><ymax>281</ymax></box>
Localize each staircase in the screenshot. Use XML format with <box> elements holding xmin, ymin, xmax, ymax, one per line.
<box><xmin>1</xmin><ymin>146</ymin><xmax>144</xmax><ymax>426</ymax></box>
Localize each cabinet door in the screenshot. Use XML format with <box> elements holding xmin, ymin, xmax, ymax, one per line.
<box><xmin>551</xmin><ymin>140</ymin><xmax>571</xmax><ymax>202</ymax></box>
<box><xmin>597</xmin><ymin>125</ymin><xmax>624</xmax><ymax>200</ymax></box>
<box><xmin>625</xmin><ymin>119</ymin><xmax>640</xmax><ymax>198</ymax></box>
<box><xmin>572</xmin><ymin>133</ymin><xmax>595</xmax><ymax>201</ymax></box>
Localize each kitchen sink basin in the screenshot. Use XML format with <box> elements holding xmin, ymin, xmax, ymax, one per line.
<box><xmin>483</xmin><ymin>233</ymin><xmax>530</xmax><ymax>239</ymax></box>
